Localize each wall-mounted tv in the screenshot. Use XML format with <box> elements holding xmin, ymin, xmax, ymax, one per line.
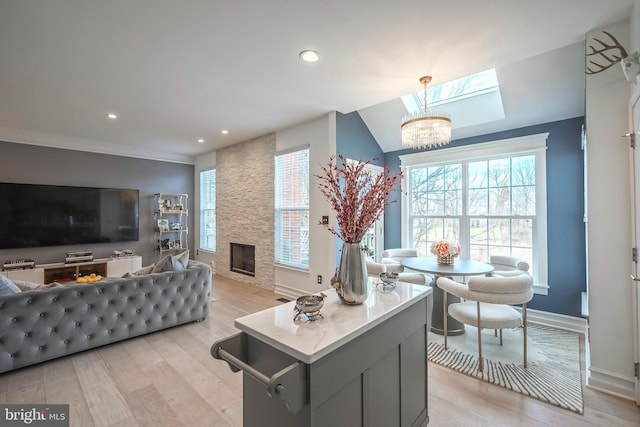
<box><xmin>0</xmin><ymin>183</ymin><xmax>139</xmax><ymax>249</ymax></box>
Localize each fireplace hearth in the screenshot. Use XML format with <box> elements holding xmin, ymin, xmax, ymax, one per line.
<box><xmin>230</xmin><ymin>243</ymin><xmax>255</xmax><ymax>277</ymax></box>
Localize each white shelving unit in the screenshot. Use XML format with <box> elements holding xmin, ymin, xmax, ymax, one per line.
<box><xmin>154</xmin><ymin>193</ymin><xmax>189</xmax><ymax>258</ymax></box>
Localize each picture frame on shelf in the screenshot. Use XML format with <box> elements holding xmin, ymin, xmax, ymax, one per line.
<box><xmin>157</xmin><ymin>219</ymin><xmax>169</xmax><ymax>231</ymax></box>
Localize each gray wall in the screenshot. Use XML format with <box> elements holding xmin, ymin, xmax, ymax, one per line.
<box><xmin>0</xmin><ymin>141</ymin><xmax>194</xmax><ymax>266</ymax></box>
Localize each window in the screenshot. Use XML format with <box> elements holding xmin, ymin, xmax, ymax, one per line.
<box><xmin>401</xmin><ymin>133</ymin><xmax>548</xmax><ymax>293</ymax></box>
<box><xmin>199</xmin><ymin>169</ymin><xmax>216</xmax><ymax>252</ymax></box>
<box><xmin>275</xmin><ymin>147</ymin><xmax>309</xmax><ymax>269</ymax></box>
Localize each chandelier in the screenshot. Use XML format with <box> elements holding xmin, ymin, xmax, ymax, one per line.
<box><xmin>401</xmin><ymin>76</ymin><xmax>452</xmax><ymax>149</ymax></box>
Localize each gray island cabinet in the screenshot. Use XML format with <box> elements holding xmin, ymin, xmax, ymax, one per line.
<box><xmin>212</xmin><ymin>281</ymin><xmax>433</xmax><ymax>427</ymax></box>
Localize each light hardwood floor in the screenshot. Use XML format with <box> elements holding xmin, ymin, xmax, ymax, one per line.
<box><xmin>0</xmin><ymin>274</ymin><xmax>638</xmax><ymax>426</ymax></box>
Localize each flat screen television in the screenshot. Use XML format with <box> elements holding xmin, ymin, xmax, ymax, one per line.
<box><xmin>0</xmin><ymin>183</ymin><xmax>139</xmax><ymax>249</ymax></box>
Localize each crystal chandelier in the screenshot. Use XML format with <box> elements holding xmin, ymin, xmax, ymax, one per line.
<box><xmin>401</xmin><ymin>76</ymin><xmax>452</xmax><ymax>149</ymax></box>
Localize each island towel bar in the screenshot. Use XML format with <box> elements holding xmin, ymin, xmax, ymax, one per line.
<box><xmin>211</xmin><ymin>332</ymin><xmax>307</xmax><ymax>414</ymax></box>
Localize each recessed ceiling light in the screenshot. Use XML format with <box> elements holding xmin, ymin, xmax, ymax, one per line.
<box><xmin>197</xmin><ymin>138</ymin><xmax>205</xmax><ymax>144</ymax></box>
<box><xmin>299</xmin><ymin>50</ymin><xmax>320</xmax><ymax>63</ymax></box>
<box><xmin>106</xmin><ymin>113</ymin><xmax>117</xmax><ymax>120</ymax></box>
<box><xmin>221</xmin><ymin>129</ymin><xmax>229</xmax><ymax>135</ymax></box>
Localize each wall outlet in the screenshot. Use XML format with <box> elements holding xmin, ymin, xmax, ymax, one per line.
<box><xmin>322</xmin><ymin>216</ymin><xmax>329</xmax><ymax>225</ymax></box>
<box><xmin>317</xmin><ymin>275</ymin><xmax>322</xmax><ymax>284</ymax></box>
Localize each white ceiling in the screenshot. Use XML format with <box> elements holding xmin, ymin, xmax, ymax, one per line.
<box><xmin>0</xmin><ymin>1</ymin><xmax>634</xmax><ymax>164</ymax></box>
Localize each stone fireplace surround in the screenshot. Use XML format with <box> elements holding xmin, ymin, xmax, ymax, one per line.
<box><xmin>214</xmin><ymin>134</ymin><xmax>275</xmax><ymax>290</ymax></box>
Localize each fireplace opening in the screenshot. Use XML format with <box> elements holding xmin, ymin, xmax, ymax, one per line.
<box><xmin>230</xmin><ymin>243</ymin><xmax>255</xmax><ymax>277</ymax></box>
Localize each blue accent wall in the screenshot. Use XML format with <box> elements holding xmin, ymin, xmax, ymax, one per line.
<box><xmin>383</xmin><ymin>117</ymin><xmax>586</xmax><ymax>317</ymax></box>
<box><xmin>336</xmin><ymin>112</ymin><xmax>384</xmax><ymax>166</ymax></box>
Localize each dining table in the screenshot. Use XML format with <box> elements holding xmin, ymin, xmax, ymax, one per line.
<box><xmin>401</xmin><ymin>256</ymin><xmax>494</xmax><ymax>335</ymax></box>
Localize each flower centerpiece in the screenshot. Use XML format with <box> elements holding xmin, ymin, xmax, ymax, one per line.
<box><xmin>430</xmin><ymin>240</ymin><xmax>461</xmax><ymax>265</ymax></box>
<box><xmin>316</xmin><ymin>155</ymin><xmax>403</xmax><ymax>304</ymax></box>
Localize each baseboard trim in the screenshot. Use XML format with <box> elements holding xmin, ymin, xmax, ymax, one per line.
<box><xmin>587</xmin><ymin>366</ymin><xmax>636</xmax><ymax>400</ymax></box>
<box><xmin>274</xmin><ymin>283</ymin><xmax>306</xmax><ymax>300</ymax></box>
<box><xmin>516</xmin><ymin>307</ymin><xmax>588</xmax><ymax>335</ymax></box>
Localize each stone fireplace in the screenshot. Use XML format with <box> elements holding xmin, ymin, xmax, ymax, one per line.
<box><xmin>215</xmin><ymin>133</ymin><xmax>275</xmax><ymax>290</ymax></box>
<box><xmin>230</xmin><ymin>243</ymin><xmax>255</xmax><ymax>277</ymax></box>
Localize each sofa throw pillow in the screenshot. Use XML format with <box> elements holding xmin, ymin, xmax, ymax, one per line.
<box><xmin>133</xmin><ymin>264</ymin><xmax>155</xmax><ymax>276</ymax></box>
<box><xmin>151</xmin><ymin>255</ymin><xmax>182</xmax><ymax>273</ymax></box>
<box><xmin>152</xmin><ymin>253</ymin><xmax>187</xmax><ymax>273</ymax></box>
<box><xmin>151</xmin><ymin>255</ymin><xmax>170</xmax><ymax>273</ymax></box>
<box><xmin>0</xmin><ymin>275</ymin><xmax>21</xmax><ymax>295</ymax></box>
<box><xmin>12</xmin><ymin>279</ymin><xmax>42</xmax><ymax>292</ymax></box>
<box><xmin>121</xmin><ymin>272</ymin><xmax>135</xmax><ymax>278</ymax></box>
<box><xmin>175</xmin><ymin>250</ymin><xmax>189</xmax><ymax>268</ymax></box>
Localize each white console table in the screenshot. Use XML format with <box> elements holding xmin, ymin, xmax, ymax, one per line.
<box><xmin>212</xmin><ymin>280</ymin><xmax>433</xmax><ymax>427</ymax></box>
<box><xmin>1</xmin><ymin>256</ymin><xmax>142</xmax><ymax>284</ymax></box>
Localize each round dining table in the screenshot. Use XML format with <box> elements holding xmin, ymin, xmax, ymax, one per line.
<box><xmin>401</xmin><ymin>257</ymin><xmax>494</xmax><ymax>335</ymax></box>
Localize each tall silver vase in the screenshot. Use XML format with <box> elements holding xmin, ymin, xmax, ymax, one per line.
<box><xmin>335</xmin><ymin>242</ymin><xmax>368</xmax><ymax>305</ymax></box>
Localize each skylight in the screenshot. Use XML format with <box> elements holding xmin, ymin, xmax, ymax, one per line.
<box><xmin>401</xmin><ymin>69</ymin><xmax>504</xmax><ymax>130</ymax></box>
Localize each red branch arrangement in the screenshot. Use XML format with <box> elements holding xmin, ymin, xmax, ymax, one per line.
<box><xmin>316</xmin><ymin>155</ymin><xmax>403</xmax><ymax>243</ymax></box>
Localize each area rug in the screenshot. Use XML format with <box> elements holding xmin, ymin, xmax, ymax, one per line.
<box><xmin>427</xmin><ymin>324</ymin><xmax>584</xmax><ymax>414</ymax></box>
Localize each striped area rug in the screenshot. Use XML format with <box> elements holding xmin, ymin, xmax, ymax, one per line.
<box><xmin>427</xmin><ymin>324</ymin><xmax>584</xmax><ymax>414</ymax></box>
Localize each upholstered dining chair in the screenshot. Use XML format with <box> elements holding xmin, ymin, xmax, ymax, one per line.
<box><xmin>380</xmin><ymin>248</ymin><xmax>419</xmax><ymax>269</ymax></box>
<box><xmin>489</xmin><ymin>255</ymin><xmax>530</xmax><ymax>277</ymax></box>
<box><xmin>366</xmin><ymin>257</ymin><xmax>427</xmax><ymax>285</ymax></box>
<box><xmin>436</xmin><ymin>274</ymin><xmax>534</xmax><ymax>372</ymax></box>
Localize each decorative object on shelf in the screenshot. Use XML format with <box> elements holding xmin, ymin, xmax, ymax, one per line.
<box><xmin>160</xmin><ymin>199</ymin><xmax>172</xmax><ymax>212</ymax></box>
<box><xmin>401</xmin><ymin>75</ymin><xmax>452</xmax><ymax>149</ymax></box>
<box><xmin>293</xmin><ymin>293</ymin><xmax>327</xmax><ymax>322</ymax></box>
<box><xmin>430</xmin><ymin>240</ymin><xmax>461</xmax><ymax>265</ymax></box>
<box><xmin>65</xmin><ymin>250</ymin><xmax>93</xmax><ymax>264</ymax></box>
<box><xmin>3</xmin><ymin>258</ymin><xmax>35</xmax><ymax>271</ymax></box>
<box><xmin>170</xmin><ymin>222</ymin><xmax>182</xmax><ymax>230</ymax></box>
<box><xmin>76</xmin><ymin>273</ymin><xmax>102</xmax><ymax>283</ymax></box>
<box><xmin>111</xmin><ymin>249</ymin><xmax>135</xmax><ymax>259</ymax></box>
<box><xmin>157</xmin><ymin>219</ymin><xmax>169</xmax><ymax>231</ymax></box>
<box><xmin>317</xmin><ymin>155</ymin><xmax>403</xmax><ymax>305</ymax></box>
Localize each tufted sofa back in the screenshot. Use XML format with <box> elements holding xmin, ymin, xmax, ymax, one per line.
<box><xmin>0</xmin><ymin>260</ymin><xmax>212</xmax><ymax>374</ymax></box>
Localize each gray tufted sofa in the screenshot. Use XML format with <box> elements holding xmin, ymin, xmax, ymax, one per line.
<box><xmin>0</xmin><ymin>260</ymin><xmax>212</xmax><ymax>374</ymax></box>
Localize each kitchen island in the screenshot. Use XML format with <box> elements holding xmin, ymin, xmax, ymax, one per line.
<box><xmin>212</xmin><ymin>280</ymin><xmax>433</xmax><ymax>427</ymax></box>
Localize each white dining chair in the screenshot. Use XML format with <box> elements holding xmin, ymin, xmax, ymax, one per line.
<box><xmin>437</xmin><ymin>274</ymin><xmax>534</xmax><ymax>371</ymax></box>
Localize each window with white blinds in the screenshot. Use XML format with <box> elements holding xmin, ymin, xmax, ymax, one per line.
<box><xmin>275</xmin><ymin>148</ymin><xmax>309</xmax><ymax>269</ymax></box>
<box><xmin>199</xmin><ymin>169</ymin><xmax>216</xmax><ymax>252</ymax></box>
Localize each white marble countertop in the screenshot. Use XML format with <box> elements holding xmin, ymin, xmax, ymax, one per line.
<box><xmin>234</xmin><ymin>281</ymin><xmax>432</xmax><ymax>364</ymax></box>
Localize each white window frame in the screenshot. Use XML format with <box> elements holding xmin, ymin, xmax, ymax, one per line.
<box><xmin>399</xmin><ymin>133</ymin><xmax>549</xmax><ymax>295</ymax></box>
<box><xmin>199</xmin><ymin>168</ymin><xmax>216</xmax><ymax>253</ymax></box>
<box><xmin>275</xmin><ymin>146</ymin><xmax>310</xmax><ymax>270</ymax></box>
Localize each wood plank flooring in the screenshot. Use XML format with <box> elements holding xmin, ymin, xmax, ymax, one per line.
<box><xmin>0</xmin><ymin>274</ymin><xmax>638</xmax><ymax>426</ymax></box>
